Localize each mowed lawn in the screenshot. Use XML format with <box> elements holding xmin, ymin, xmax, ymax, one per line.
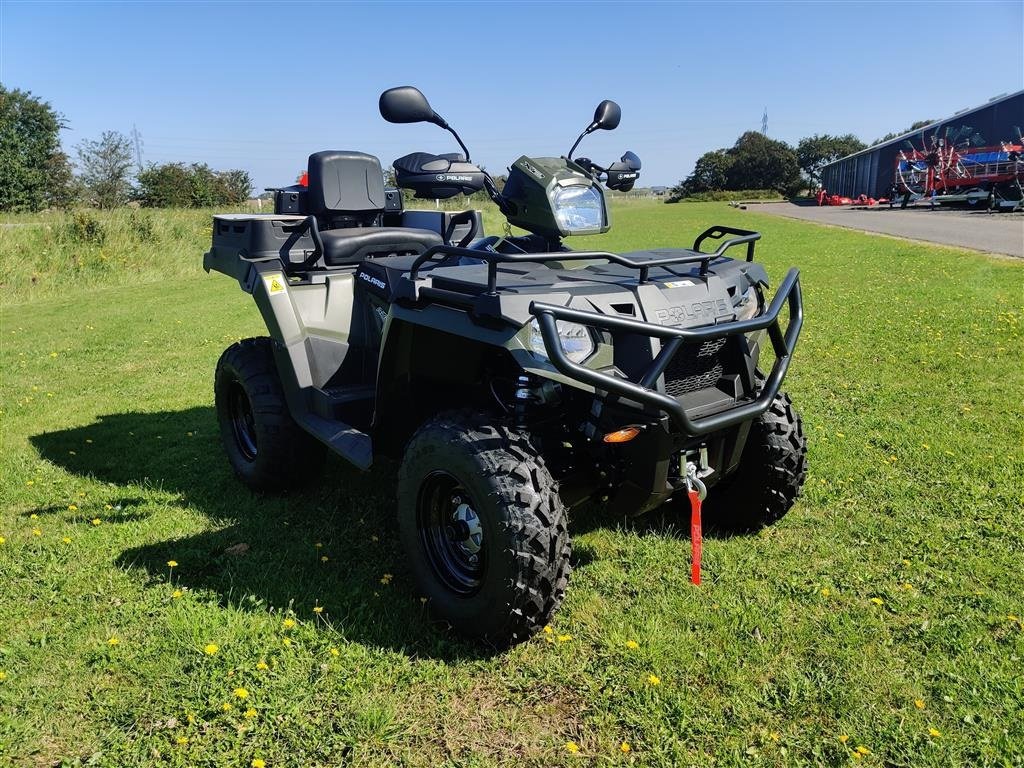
<box><xmin>1</xmin><ymin>201</ymin><xmax>1022</xmax><ymax>767</ymax></box>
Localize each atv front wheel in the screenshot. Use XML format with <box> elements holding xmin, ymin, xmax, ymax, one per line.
<box><xmin>214</xmin><ymin>337</ymin><xmax>324</xmax><ymax>491</ymax></box>
<box><xmin>707</xmin><ymin>390</ymin><xmax>808</xmax><ymax>530</ymax></box>
<box><xmin>397</xmin><ymin>412</ymin><xmax>571</xmax><ymax>645</ymax></box>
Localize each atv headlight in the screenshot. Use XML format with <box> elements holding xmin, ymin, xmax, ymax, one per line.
<box><xmin>735</xmin><ymin>285</ymin><xmax>761</xmax><ymax>321</ymax></box>
<box><xmin>528</xmin><ymin>318</ymin><xmax>595</xmax><ymax>364</ymax></box>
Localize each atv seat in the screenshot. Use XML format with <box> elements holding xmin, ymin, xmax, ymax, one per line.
<box><xmin>320</xmin><ymin>227</ymin><xmax>441</xmax><ymax>266</ymax></box>
<box><xmin>307</xmin><ymin>149</ymin><xmax>443</xmax><ymax>266</ymax></box>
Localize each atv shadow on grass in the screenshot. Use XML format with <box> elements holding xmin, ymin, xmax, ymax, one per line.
<box><xmin>30</xmin><ymin>407</ymin><xmax>743</xmax><ymax>657</ymax></box>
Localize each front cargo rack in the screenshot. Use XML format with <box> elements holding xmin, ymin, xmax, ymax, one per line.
<box><xmin>403</xmin><ymin>225</ymin><xmax>761</xmax><ymax>294</ymax></box>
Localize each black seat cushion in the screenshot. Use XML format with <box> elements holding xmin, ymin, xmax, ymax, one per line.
<box><xmin>320</xmin><ymin>227</ymin><xmax>443</xmax><ymax>266</ymax></box>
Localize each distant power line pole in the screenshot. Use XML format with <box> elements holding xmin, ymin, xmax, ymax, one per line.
<box><xmin>761</xmin><ymin>108</ymin><xmax>768</xmax><ymax>135</ymax></box>
<box><xmin>131</xmin><ymin>124</ymin><xmax>144</xmax><ymax>172</ymax></box>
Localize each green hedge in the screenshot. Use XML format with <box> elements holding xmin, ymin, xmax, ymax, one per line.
<box><xmin>667</xmin><ymin>189</ymin><xmax>783</xmax><ymax>203</ymax></box>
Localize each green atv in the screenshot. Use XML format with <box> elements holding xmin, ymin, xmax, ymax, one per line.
<box><xmin>204</xmin><ymin>86</ymin><xmax>807</xmax><ymax>645</ymax></box>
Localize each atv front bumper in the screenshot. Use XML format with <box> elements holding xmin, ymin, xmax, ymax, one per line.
<box><xmin>530</xmin><ymin>267</ymin><xmax>803</xmax><ymax>436</ymax></box>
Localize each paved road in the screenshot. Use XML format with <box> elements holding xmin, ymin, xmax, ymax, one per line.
<box><xmin>752</xmin><ymin>202</ymin><xmax>1023</xmax><ymax>258</ymax></box>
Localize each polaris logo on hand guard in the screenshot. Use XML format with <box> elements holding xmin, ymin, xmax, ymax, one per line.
<box><xmin>358</xmin><ymin>271</ymin><xmax>387</xmax><ymax>291</ymax></box>
<box><xmin>436</xmin><ymin>174</ymin><xmax>474</xmax><ymax>182</ymax></box>
<box><xmin>656</xmin><ymin>299</ymin><xmax>730</xmax><ymax>326</ymax></box>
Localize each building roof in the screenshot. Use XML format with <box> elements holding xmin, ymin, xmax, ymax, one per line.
<box><xmin>821</xmin><ymin>88</ymin><xmax>1024</xmax><ymax>168</ymax></box>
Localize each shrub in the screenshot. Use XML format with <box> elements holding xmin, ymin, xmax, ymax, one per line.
<box><xmin>61</xmin><ymin>210</ymin><xmax>106</xmax><ymax>245</ymax></box>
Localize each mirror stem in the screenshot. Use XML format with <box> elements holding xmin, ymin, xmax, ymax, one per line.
<box><xmin>567</xmin><ymin>124</ymin><xmax>596</xmax><ymax>160</ymax></box>
<box><xmin>433</xmin><ymin>114</ymin><xmax>472</xmax><ymax>162</ymax></box>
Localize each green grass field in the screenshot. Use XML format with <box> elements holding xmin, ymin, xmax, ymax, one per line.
<box><xmin>1</xmin><ymin>201</ymin><xmax>1022</xmax><ymax>767</ymax></box>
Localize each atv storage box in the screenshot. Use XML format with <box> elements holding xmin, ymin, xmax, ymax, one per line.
<box><xmin>204</xmin><ymin>214</ymin><xmax>317</xmax><ymax>281</ymax></box>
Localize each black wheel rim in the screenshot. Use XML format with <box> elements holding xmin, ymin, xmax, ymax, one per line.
<box><xmin>228</xmin><ymin>380</ymin><xmax>258</xmax><ymax>461</ymax></box>
<box><xmin>416</xmin><ymin>471</ymin><xmax>484</xmax><ymax>596</ymax></box>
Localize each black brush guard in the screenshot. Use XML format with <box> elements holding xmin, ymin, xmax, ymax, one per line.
<box><xmin>531</xmin><ymin>267</ymin><xmax>802</xmax><ymax>436</ymax></box>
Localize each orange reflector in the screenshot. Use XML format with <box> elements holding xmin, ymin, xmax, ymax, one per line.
<box><xmin>603</xmin><ymin>427</ymin><xmax>641</xmax><ymax>444</ymax></box>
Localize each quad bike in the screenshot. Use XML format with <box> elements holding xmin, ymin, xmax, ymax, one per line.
<box><xmin>203</xmin><ymin>86</ymin><xmax>807</xmax><ymax>645</ymax></box>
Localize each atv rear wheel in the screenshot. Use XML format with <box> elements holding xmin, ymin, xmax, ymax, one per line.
<box><xmin>397</xmin><ymin>412</ymin><xmax>571</xmax><ymax>646</ymax></box>
<box><xmin>707</xmin><ymin>389</ymin><xmax>808</xmax><ymax>531</ymax></box>
<box><xmin>214</xmin><ymin>337</ymin><xmax>324</xmax><ymax>491</ymax></box>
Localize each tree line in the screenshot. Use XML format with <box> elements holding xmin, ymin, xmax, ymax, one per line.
<box><xmin>667</xmin><ymin>131</ymin><xmax>866</xmax><ymax>202</ymax></box>
<box><xmin>0</xmin><ymin>85</ymin><xmax>252</xmax><ymax>212</ymax></box>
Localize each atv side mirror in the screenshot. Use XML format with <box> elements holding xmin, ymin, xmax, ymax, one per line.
<box><xmin>592</xmin><ymin>100</ymin><xmax>621</xmax><ymax>131</ymax></box>
<box><xmin>379</xmin><ymin>86</ymin><xmax>438</xmax><ymax>125</ymax></box>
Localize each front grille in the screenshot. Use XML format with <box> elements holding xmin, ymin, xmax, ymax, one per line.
<box><xmin>663</xmin><ymin>338</ymin><xmax>726</xmax><ymax>397</ymax></box>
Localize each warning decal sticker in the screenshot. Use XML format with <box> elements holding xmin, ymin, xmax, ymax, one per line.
<box><xmin>263</xmin><ymin>274</ymin><xmax>286</xmax><ymax>295</ymax></box>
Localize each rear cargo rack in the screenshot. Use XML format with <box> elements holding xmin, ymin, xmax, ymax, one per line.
<box><xmin>404</xmin><ymin>225</ymin><xmax>761</xmax><ymax>294</ymax></box>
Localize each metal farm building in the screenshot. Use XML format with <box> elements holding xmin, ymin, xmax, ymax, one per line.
<box><xmin>820</xmin><ymin>90</ymin><xmax>1024</xmax><ymax>199</ymax></box>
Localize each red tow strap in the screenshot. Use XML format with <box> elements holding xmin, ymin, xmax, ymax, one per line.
<box><xmin>688</xmin><ymin>489</ymin><xmax>702</xmax><ymax>585</ymax></box>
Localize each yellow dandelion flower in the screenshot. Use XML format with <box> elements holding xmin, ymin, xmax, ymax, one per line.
<box><xmin>256</xmin><ymin>660</ymin><xmax>269</xmax><ymax>670</ymax></box>
<box><xmin>647</xmin><ymin>674</ymin><xmax>661</xmax><ymax>686</ymax></box>
<box><xmin>172</xmin><ymin>589</ymin><xmax>183</xmax><ymax>599</ymax></box>
<box><xmin>0</xmin><ymin>536</ymin><xmax>5</xmax><ymax>545</ymax></box>
<box><xmin>282</xmin><ymin>618</ymin><xmax>296</xmax><ymax>629</ymax></box>
<box><xmin>103</xmin><ymin>504</ymin><xmax>112</xmax><ymax>510</ymax></box>
<box><xmin>314</xmin><ymin>542</ymin><xmax>322</xmax><ymax>549</ymax></box>
<box><xmin>928</xmin><ymin>728</ymin><xmax>941</xmax><ymax>737</ymax></box>
<box><xmin>282</xmin><ymin>637</ymin><xmax>291</xmax><ymax>646</ymax></box>
<box><xmin>625</xmin><ymin>640</ymin><xmax>639</xmax><ymax>649</ymax></box>
<box><xmin>107</xmin><ymin>636</ymin><xmax>120</xmax><ymax>646</ymax></box>
<box><xmin>821</xmin><ymin>588</ymin><xmax>831</xmax><ymax>597</ymax></box>
<box><xmin>914</xmin><ymin>699</ymin><xmax>925</xmax><ymax>709</ymax></box>
<box><xmin>855</xmin><ymin>745</ymin><xmax>871</xmax><ymax>755</ymax></box>
<box><xmin>176</xmin><ymin>736</ymin><xmax>188</xmax><ymax>745</ymax></box>
<box><xmin>32</xmin><ymin>528</ymin><xmax>42</xmax><ymax>536</ymax></box>
<box><xmin>62</xmin><ymin>537</ymin><xmax>72</xmax><ymax>544</ymax></box>
<box><xmin>329</xmin><ymin>647</ymin><xmax>339</xmax><ymax>657</ymax></box>
<box><xmin>167</xmin><ymin>560</ymin><xmax>178</xmax><ymax>568</ymax></box>
<box><xmin>557</xmin><ymin>634</ymin><xmax>572</xmax><ymax>642</ymax></box>
<box><xmin>312</xmin><ymin>606</ymin><xmax>323</xmax><ymax>614</ymax></box>
<box><xmin>204</xmin><ymin>643</ymin><xmax>219</xmax><ymax>655</ymax></box>
<box><xmin>251</xmin><ymin>760</ymin><xmax>266</xmax><ymax>768</ymax></box>
<box><xmin>91</xmin><ymin>518</ymin><xmax>101</xmax><ymax>526</ymax></box>
<box><xmin>233</xmin><ymin>687</ymin><xmax>248</xmax><ymax>699</ymax></box>
<box><xmin>620</xmin><ymin>742</ymin><xmax>631</xmax><ymax>753</ymax></box>
<box><xmin>838</xmin><ymin>735</ymin><xmax>849</xmax><ymax>744</ymax></box>
<box><xmin>68</xmin><ymin>504</ymin><xmax>77</xmax><ymax>511</ymax></box>
<box><xmin>30</xmin><ymin>513</ymin><xmax>38</xmax><ymax>520</ymax></box>
<box><xmin>543</xmin><ymin>625</ymin><xmax>553</xmax><ymax>634</ymax></box>
<box><xmin>564</xmin><ymin>741</ymin><xmax>580</xmax><ymax>754</ymax></box>
<box><xmin>221</xmin><ymin>702</ymin><xmax>232</xmax><ymax>712</ymax></box>
<box><xmin>380</xmin><ymin>573</ymin><xmax>393</xmax><ymax>585</ymax></box>
<box><xmin>769</xmin><ymin>732</ymin><xmax>780</xmax><ymax>742</ymax></box>
<box><xmin>26</xmin><ymin>480</ymin><xmax>34</xmax><ymax>486</ymax></box>
<box><xmin>0</xmin><ymin>671</ymin><xmax>6</xmax><ymax>681</ymax></box>
<box><xmin>320</xmin><ymin>555</ymin><xmax>329</xmax><ymax>562</ymax></box>
<box><xmin>244</xmin><ymin>708</ymin><xmax>257</xmax><ymax>719</ymax></box>
<box><xmin>186</xmin><ymin>713</ymin><xmax>195</xmax><ymax>724</ymax></box>
<box><xmin>870</xmin><ymin>597</ymin><xmax>884</xmax><ymax>605</ymax></box>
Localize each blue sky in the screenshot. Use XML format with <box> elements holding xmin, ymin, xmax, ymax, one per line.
<box><xmin>2</xmin><ymin>1</ymin><xmax>1022</xmax><ymax>189</ymax></box>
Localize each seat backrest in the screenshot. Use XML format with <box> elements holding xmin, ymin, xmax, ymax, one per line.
<box><xmin>307</xmin><ymin>151</ymin><xmax>386</xmax><ymax>227</ymax></box>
